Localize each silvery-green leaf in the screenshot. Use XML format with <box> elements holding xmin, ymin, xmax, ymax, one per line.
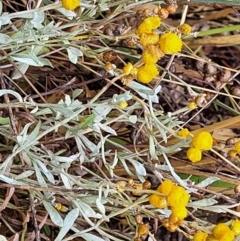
<box><xmin>0</xmin><ymin>2</ymin><xmax>2</xmax><ymax>15</ymax></box>
<box><xmin>57</xmin><ymin>8</ymin><xmax>76</xmax><ymax>20</ymax></box>
<box><xmin>111</xmin><ymin>92</ymin><xmax>132</xmax><ymax>104</ymax></box>
<box><xmin>42</xmin><ymin>200</ymin><xmax>63</xmax><ymax>227</ymax></box>
<box><xmin>0</xmin><ymin>175</ymin><xmax>23</xmax><ymax>185</ymax></box>
<box><xmin>196</xmin><ymin>177</ymin><xmax>220</xmax><ymax>188</ymax></box>
<box><xmin>127</xmin><ymin>158</ymin><xmax>146</xmax><ymax>176</ymax></box>
<box><xmin>11</xmin><ymin>63</ymin><xmax>29</xmax><ymax>79</ymax></box>
<box><xmin>32</xmin><ymin>160</ymin><xmax>48</xmax><ymax>188</ymax></box>
<box><xmin>54</xmin><ymin>208</ymin><xmax>79</xmax><ymax>241</ymax></box>
<box><xmin>96</xmin><ymin>197</ymin><xmax>106</xmax><ymax>216</ymax></box>
<box><xmin>28</xmin><ymin>121</ymin><xmax>41</xmax><ymax>142</ymax></box>
<box><xmin>128</xmin><ymin>115</ymin><xmax>137</xmax><ymax>123</ymax></box>
<box><xmin>15</xmin><ymin>170</ymin><xmax>34</xmax><ymax>180</ymax></box>
<box><xmin>0</xmin><ymin>13</ymin><xmax>10</xmax><ymax>27</ymax></box>
<box><xmin>11</xmin><ymin>54</ymin><xmax>42</xmax><ymax>66</ymax></box>
<box><xmin>36</xmin><ymin>159</ymin><xmax>55</xmax><ymax>184</ymax></box>
<box><xmin>64</xmin><ymin>94</ymin><xmax>72</xmax><ymax>106</ymax></box>
<box><xmin>0</xmin><ymin>235</ymin><xmax>7</xmax><ymax>241</ymax></box>
<box><xmin>16</xmin><ymin>122</ymin><xmax>33</xmax><ymax>144</ymax></box>
<box><xmin>60</xmin><ymin>173</ymin><xmax>72</xmax><ymax>189</ymax></box>
<box><xmin>93</xmin><ymin>105</ymin><xmax>112</xmax><ymax>122</ymax></box>
<box><xmin>30</xmin><ymin>11</ymin><xmax>44</xmax><ymax>29</ymax></box>
<box><xmin>149</xmin><ymin>135</ymin><xmax>158</xmax><ymax>160</ymax></box>
<box><xmin>77</xmin><ymin>199</ymin><xmax>102</xmax><ymax>218</ymax></box>
<box><xmin>0</xmin><ymin>89</ymin><xmax>23</xmax><ymax>102</ymax></box>
<box><xmin>72</xmin><ymin>89</ymin><xmax>83</xmax><ymax>99</ymax></box>
<box><xmin>37</xmin><ymin>57</ymin><xmax>53</xmax><ymax>67</ymax></box>
<box><xmin>79</xmin><ymin>134</ymin><xmax>98</xmax><ymax>153</ymax></box>
<box><xmin>128</xmin><ymin>81</ymin><xmax>161</xmax><ymax>103</ymax></box>
<box><xmin>98</xmin><ymin>123</ymin><xmax>117</xmax><ymax>136</ymax></box>
<box><xmin>67</xmin><ymin>47</ymin><xmax>83</xmax><ymax>64</ymax></box>
<box><xmin>119</xmin><ymin>157</ymin><xmax>133</xmax><ymax>176</ymax></box>
<box><xmin>188</xmin><ymin>198</ymin><xmax>218</xmax><ymax>208</ymax></box>
<box><xmin>0</xmin><ymin>33</ymin><xmax>11</xmax><ymax>44</ymax></box>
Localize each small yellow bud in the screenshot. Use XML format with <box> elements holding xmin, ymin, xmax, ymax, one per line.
<box><xmin>187</xmin><ymin>147</ymin><xmax>202</xmax><ymax>163</ymax></box>
<box><xmin>119</xmin><ymin>101</ymin><xmax>128</xmax><ymax>109</ymax></box>
<box><xmin>178</xmin><ymin>23</ymin><xmax>192</xmax><ymax>35</ymax></box>
<box><xmin>188</xmin><ymin>101</ymin><xmax>197</xmax><ymax>110</ymax></box>
<box><xmin>62</xmin><ymin>0</ymin><xmax>80</xmax><ymax>10</ymax></box>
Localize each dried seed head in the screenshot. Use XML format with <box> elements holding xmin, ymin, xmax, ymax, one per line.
<box><xmin>143</xmin><ymin>180</ymin><xmax>151</xmax><ymax>189</ymax></box>
<box><xmin>135</xmin><ymin>214</ymin><xmax>143</xmax><ymax>224</ymax></box>
<box><xmin>236</xmin><ymin>206</ymin><xmax>240</xmax><ymax>212</ymax></box>
<box><xmin>103</xmin><ymin>50</ymin><xmax>118</xmax><ymax>62</ymax></box>
<box><xmin>121</xmin><ymin>74</ymin><xmax>134</xmax><ymax>86</ymax></box>
<box><xmin>128</xmin><ymin>179</ymin><xmax>135</xmax><ymax>186</ymax></box>
<box><xmin>143</xmin><ymin>8</ymin><xmax>150</xmax><ymax>16</ymax></box>
<box><xmin>104</xmin><ymin>27</ymin><xmax>114</xmax><ymax>36</ymax></box>
<box><xmin>153</xmin><ymin>6</ymin><xmax>160</xmax><ymax>14</ymax></box>
<box><xmin>125</xmin><ymin>37</ymin><xmax>138</xmax><ymax>47</ymax></box>
<box><xmin>205</xmin><ymin>63</ymin><xmax>217</xmax><ymax>76</ymax></box>
<box><xmin>166</xmin><ymin>4</ymin><xmax>178</xmax><ymax>14</ymax></box>
<box><xmin>228</xmin><ymin>150</ymin><xmax>238</xmax><ymax>159</ymax></box>
<box><xmin>116</xmin><ymin>180</ymin><xmax>127</xmax><ymax>193</ymax></box>
<box><xmin>214</xmin><ymin>81</ymin><xmax>223</xmax><ymax>90</ymax></box>
<box><xmin>138</xmin><ymin>223</ymin><xmax>149</xmax><ymax>236</ymax></box>
<box><xmin>134</xmin><ymin>238</ymin><xmax>142</xmax><ymax>241</ymax></box>
<box><xmin>105</xmin><ymin>62</ymin><xmax>116</xmax><ymax>72</ymax></box>
<box><xmin>195</xmin><ymin>60</ymin><xmax>205</xmax><ymax>71</ymax></box>
<box><xmin>204</xmin><ymin>91</ymin><xmax>213</xmax><ymax>101</ymax></box>
<box><xmin>231</xmin><ymin>86</ymin><xmax>240</xmax><ymax>97</ymax></box>
<box><xmin>204</xmin><ymin>75</ymin><xmax>216</xmax><ymax>83</ymax></box>
<box><xmin>194</xmin><ymin>94</ymin><xmax>207</xmax><ymax>107</ymax></box>
<box><xmin>226</xmin><ymin>138</ymin><xmax>236</xmax><ymax>146</ymax></box>
<box><xmin>219</xmin><ymin>69</ymin><xmax>232</xmax><ymax>83</ymax></box>
<box><xmin>158</xmin><ymin>8</ymin><xmax>169</xmax><ymax>19</ymax></box>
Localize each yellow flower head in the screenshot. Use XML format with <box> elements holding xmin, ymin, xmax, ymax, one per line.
<box><xmin>230</xmin><ymin>219</ymin><xmax>240</xmax><ymax>236</ymax></box>
<box><xmin>218</xmin><ymin>230</ymin><xmax>235</xmax><ymax>241</ymax></box>
<box><xmin>171</xmin><ymin>206</ymin><xmax>188</xmax><ymax>220</ymax></box>
<box><xmin>212</xmin><ymin>223</ymin><xmax>231</xmax><ymax>239</ymax></box>
<box><xmin>188</xmin><ymin>101</ymin><xmax>197</xmax><ymax>110</ymax></box>
<box><xmin>234</xmin><ymin>141</ymin><xmax>240</xmax><ymax>154</ymax></box>
<box><xmin>192</xmin><ymin>131</ymin><xmax>213</xmax><ymax>151</ymax></box>
<box><xmin>142</xmin><ymin>45</ymin><xmax>164</xmax><ymax>64</ymax></box>
<box><xmin>137</xmin><ymin>63</ymin><xmax>159</xmax><ymax>84</ymax></box>
<box><xmin>159</xmin><ymin>32</ymin><xmax>182</xmax><ymax>54</ymax></box>
<box><xmin>119</xmin><ymin>101</ymin><xmax>128</xmax><ymax>109</ymax></box>
<box><xmin>178</xmin><ymin>23</ymin><xmax>192</xmax><ymax>35</ymax></box>
<box><xmin>178</xmin><ymin>128</ymin><xmax>190</xmax><ymax>138</ymax></box>
<box><xmin>62</xmin><ymin>0</ymin><xmax>80</xmax><ymax>10</ymax></box>
<box><xmin>136</xmin><ymin>16</ymin><xmax>161</xmax><ymax>35</ymax></box>
<box><xmin>149</xmin><ymin>194</ymin><xmax>167</xmax><ymax>208</ymax></box>
<box><xmin>157</xmin><ymin>179</ymin><xmax>175</xmax><ymax>195</ymax></box>
<box><xmin>140</xmin><ymin>33</ymin><xmax>160</xmax><ymax>47</ymax></box>
<box><xmin>167</xmin><ymin>186</ymin><xmax>190</xmax><ymax>207</ymax></box>
<box><xmin>187</xmin><ymin>147</ymin><xmax>202</xmax><ymax>162</ymax></box>
<box><xmin>137</xmin><ymin>223</ymin><xmax>149</xmax><ymax>236</ymax></box>
<box><xmin>123</xmin><ymin>62</ymin><xmax>138</xmax><ymax>76</ymax></box>
<box><xmin>193</xmin><ymin>231</ymin><xmax>208</xmax><ymax>241</ymax></box>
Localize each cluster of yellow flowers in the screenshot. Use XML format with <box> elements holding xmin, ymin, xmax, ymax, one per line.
<box><xmin>193</xmin><ymin>220</ymin><xmax>240</xmax><ymax>241</ymax></box>
<box><xmin>227</xmin><ymin>140</ymin><xmax>240</xmax><ymax>159</ymax></box>
<box><xmin>186</xmin><ymin>131</ymin><xmax>213</xmax><ymax>163</ymax></box>
<box><xmin>123</xmin><ymin>15</ymin><xmax>191</xmax><ymax>84</ymax></box>
<box><xmin>149</xmin><ymin>179</ymin><xmax>190</xmax><ymax>232</ymax></box>
<box><xmin>62</xmin><ymin>0</ymin><xmax>80</xmax><ymax>10</ymax></box>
